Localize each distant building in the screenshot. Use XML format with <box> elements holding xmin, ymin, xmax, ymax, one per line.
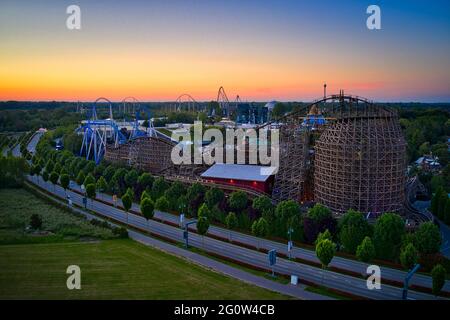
<box><xmin>215</xmin><ymin>118</ymin><xmax>236</xmax><ymax>128</ymax></box>
<box><xmin>235</xmin><ymin>103</ymin><xmax>268</xmax><ymax>125</ymax></box>
<box><xmin>166</xmin><ymin>123</ymin><xmax>183</xmax><ymax>129</ymax></box>
<box><xmin>55</xmin><ymin>138</ymin><xmax>63</xmax><ymax>151</ymax></box>
<box><xmin>201</xmin><ymin>164</ymin><xmax>277</xmax><ymax>193</ymax></box>
<box><xmin>415</xmin><ymin>155</ymin><xmax>441</xmax><ymax>172</ymax></box>
<box><xmin>264</xmin><ymin>101</ymin><xmax>278</xmax><ymax>112</ymax></box>
<box><xmin>302</xmin><ymin>104</ymin><xmax>326</xmax><ymax>129</ymax></box>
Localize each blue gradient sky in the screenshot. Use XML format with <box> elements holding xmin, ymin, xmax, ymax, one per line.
<box><xmin>0</xmin><ymin>0</ymin><xmax>449</xmax><ymax>101</ymax></box>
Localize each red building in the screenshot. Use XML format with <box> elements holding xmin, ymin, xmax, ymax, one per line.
<box><xmin>201</xmin><ymin>164</ymin><xmax>276</xmax><ymax>194</ymax></box>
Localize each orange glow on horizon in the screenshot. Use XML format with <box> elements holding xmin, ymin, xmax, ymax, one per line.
<box><xmin>1</xmin><ymin>44</ymin><xmax>448</xmax><ymax>102</ymax></box>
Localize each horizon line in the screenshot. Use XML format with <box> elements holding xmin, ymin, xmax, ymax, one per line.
<box><xmin>1</xmin><ymin>99</ymin><xmax>450</xmax><ymax>104</ymax></box>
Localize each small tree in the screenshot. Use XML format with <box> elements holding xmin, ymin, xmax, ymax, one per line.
<box><xmin>431</xmin><ymin>186</ymin><xmax>446</xmax><ymax>218</ymax></box>
<box><xmin>34</xmin><ymin>164</ymin><xmax>41</xmax><ymax>176</ymax></box>
<box><xmin>124</xmin><ymin>169</ymin><xmax>139</xmax><ymax>189</ymax></box>
<box><xmin>414</xmin><ymin>222</ymin><xmax>442</xmax><ymax>255</ymax></box>
<box><xmin>53</xmin><ymin>162</ymin><xmax>62</xmax><ymax>174</ymax></box>
<box><xmin>83</xmin><ymin>173</ymin><xmax>95</xmax><ymax>188</ymax></box>
<box><xmin>151</xmin><ymin>177</ymin><xmax>169</xmax><ymax>200</ymax></box>
<box><xmin>96</xmin><ymin>176</ymin><xmax>108</xmax><ymax>200</ymax></box>
<box><xmin>225</xmin><ymin>212</ymin><xmax>238</xmax><ymax>242</ymax></box>
<box><xmin>155</xmin><ymin>196</ymin><xmax>169</xmax><ymax>212</ymax></box>
<box><xmin>49</xmin><ymin>171</ymin><xmax>59</xmax><ymax>191</ymax></box>
<box><xmin>30</xmin><ymin>214</ymin><xmax>42</xmax><ymax>230</ymax></box>
<box><xmin>164</xmin><ymin>181</ymin><xmax>185</xmax><ymax>210</ymax></box>
<box><xmin>400</xmin><ymin>243</ymin><xmax>419</xmax><ymax>270</ymax></box>
<box><xmin>137</xmin><ymin>172</ymin><xmax>154</xmax><ymax>190</ymax></box>
<box><xmin>125</xmin><ymin>187</ymin><xmax>135</xmax><ymax>201</ymax></box>
<box><xmin>252</xmin><ymin>217</ymin><xmax>269</xmax><ymax>249</ymax></box>
<box><xmin>42</xmin><ymin>170</ymin><xmax>49</xmax><ymax>182</ymax></box>
<box><xmin>338</xmin><ymin>209</ymin><xmax>371</xmax><ymax>254</ymax></box>
<box><xmin>307</xmin><ymin>203</ymin><xmax>332</xmax><ymax>222</ymax></box>
<box><xmin>356</xmin><ymin>236</ymin><xmax>376</xmax><ymax>263</ymax></box>
<box><xmin>197</xmin><ymin>203</ymin><xmax>211</xmax><ymax>220</ymax></box>
<box><xmin>431</xmin><ymin>264</ymin><xmax>446</xmax><ymax>296</ymax></box>
<box><xmin>275</xmin><ymin>200</ymin><xmax>300</xmax><ymax>235</ymax></box>
<box><xmin>186</xmin><ymin>182</ymin><xmax>206</xmax><ymax>216</ymax></box>
<box><xmin>140</xmin><ymin>197</ymin><xmax>155</xmax><ymax>229</ymax></box>
<box><xmin>257</xmin><ymin>218</ymin><xmax>269</xmax><ymax>238</ymax></box>
<box><xmin>205</xmin><ymin>187</ymin><xmax>224</xmax><ymax>208</ymax></box>
<box><xmin>196</xmin><ymin>216</ymin><xmax>210</xmax><ymax>248</ymax></box>
<box><xmin>253</xmin><ymin>195</ymin><xmax>274</xmax><ymax>224</ymax></box>
<box><xmin>60</xmin><ymin>167</ymin><xmax>69</xmax><ymax>176</ymax></box>
<box><xmin>76</xmin><ymin>171</ymin><xmax>85</xmax><ymax>186</ymax></box>
<box><xmin>315</xmin><ymin>229</ymin><xmax>333</xmax><ymax>248</ymax></box>
<box><xmin>316</xmin><ymin>239</ymin><xmax>336</xmax><ymax>268</ymax></box>
<box><xmin>45</xmin><ymin>159</ymin><xmax>55</xmax><ymax>173</ymax></box>
<box><xmin>121</xmin><ymin>193</ymin><xmax>132</xmax><ymax>224</ymax></box>
<box><xmin>85</xmin><ymin>183</ymin><xmax>96</xmax><ymax>207</ymax></box>
<box><xmin>60</xmin><ymin>173</ymin><xmax>70</xmax><ymax>194</ymax></box>
<box><xmin>373</xmin><ymin>212</ymin><xmax>405</xmax><ymax>261</ymax></box>
<box><xmin>228</xmin><ymin>191</ymin><xmax>248</xmax><ymax>212</ymax></box>
<box><xmin>316</xmin><ymin>239</ymin><xmax>336</xmax><ymax>284</ymax></box>
<box><xmin>140</xmin><ymin>189</ymin><xmax>152</xmax><ymax>202</ymax></box>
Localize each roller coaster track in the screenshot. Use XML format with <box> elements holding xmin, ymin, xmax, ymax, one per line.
<box><xmin>217</xmin><ymin>86</ymin><xmax>231</xmax><ymax>117</ymax></box>
<box><xmin>257</xmin><ymin>92</ymin><xmax>387</xmax><ymax>131</ymax></box>
<box><xmin>404</xmin><ymin>176</ymin><xmax>434</xmax><ymax>225</ymax></box>
<box><xmin>173</xmin><ymin>93</ymin><xmax>201</xmax><ymax>112</ymax></box>
<box><xmin>121</xmin><ymin>96</ymin><xmax>139</xmax><ymax>115</ymax></box>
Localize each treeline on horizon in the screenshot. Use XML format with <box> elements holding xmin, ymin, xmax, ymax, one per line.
<box><xmin>1</xmin><ymin>100</ymin><xmax>450</xmax><ymax>110</ymax></box>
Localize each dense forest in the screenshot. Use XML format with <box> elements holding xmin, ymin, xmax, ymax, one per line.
<box><xmin>0</xmin><ymin>107</ymin><xmax>82</xmax><ymax>132</ymax></box>
<box><xmin>397</xmin><ymin>108</ymin><xmax>450</xmax><ymax>193</ymax></box>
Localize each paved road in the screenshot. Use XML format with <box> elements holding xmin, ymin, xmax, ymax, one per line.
<box><xmin>68</xmin><ymin>181</ymin><xmax>450</xmax><ymax>294</ymax></box>
<box><xmin>26</xmin><ymin>132</ymin><xmax>43</xmax><ymax>154</ymax></box>
<box><xmin>3</xmin><ymin>131</ymin><xmax>41</xmax><ymax>157</ymax></box>
<box><xmin>28</xmin><ymin>183</ymin><xmax>329</xmax><ymax>300</ymax></box>
<box><xmin>28</xmin><ymin>175</ymin><xmax>445</xmax><ymax>300</ymax></box>
<box><xmin>2</xmin><ymin>143</ymin><xmax>20</xmax><ymax>157</ymax></box>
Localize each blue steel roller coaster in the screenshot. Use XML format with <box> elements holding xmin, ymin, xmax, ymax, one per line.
<box><xmin>77</xmin><ymin>97</ymin><xmax>155</xmax><ymax>164</ymax></box>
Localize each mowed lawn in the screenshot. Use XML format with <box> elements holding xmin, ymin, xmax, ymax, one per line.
<box><xmin>0</xmin><ymin>239</ymin><xmax>286</xmax><ymax>299</ymax></box>
<box><xmin>0</xmin><ymin>189</ymin><xmax>286</xmax><ymax>299</ymax></box>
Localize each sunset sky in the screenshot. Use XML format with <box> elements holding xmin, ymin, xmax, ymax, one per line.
<box><xmin>0</xmin><ymin>0</ymin><xmax>449</xmax><ymax>102</ymax></box>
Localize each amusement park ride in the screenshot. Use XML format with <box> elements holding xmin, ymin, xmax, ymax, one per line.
<box><xmin>77</xmin><ymin>97</ymin><xmax>155</xmax><ymax>164</ymax></box>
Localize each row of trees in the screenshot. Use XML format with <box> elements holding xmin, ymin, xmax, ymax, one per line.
<box><xmin>0</xmin><ymin>155</ymin><xmax>29</xmax><ymax>188</ymax></box>
<box><xmin>26</xmin><ymin>116</ymin><xmax>450</xmax><ymax>296</ymax></box>
<box><xmin>0</xmin><ymin>106</ymin><xmax>82</xmax><ymax>132</ymax></box>
<box><xmin>33</xmin><ymin>130</ymin><xmax>447</xmax><ymax>275</ymax></box>
<box><xmin>313</xmin><ymin>223</ymin><xmax>447</xmax><ymax>295</ymax></box>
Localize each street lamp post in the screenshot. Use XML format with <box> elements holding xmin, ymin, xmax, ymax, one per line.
<box><xmin>81</xmin><ymin>184</ymin><xmax>87</xmax><ymax>209</ymax></box>
<box><xmin>402</xmin><ymin>264</ymin><xmax>421</xmax><ymax>300</ymax></box>
<box><xmin>179</xmin><ymin>203</ymin><xmax>186</xmax><ymax>224</ymax></box>
<box><xmin>287</xmin><ymin>227</ymin><xmax>294</xmax><ymax>259</ymax></box>
<box><xmin>183</xmin><ymin>220</ymin><xmax>198</xmax><ymax>249</ymax></box>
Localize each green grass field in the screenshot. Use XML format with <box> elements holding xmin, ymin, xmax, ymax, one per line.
<box><xmin>0</xmin><ymin>188</ymin><xmax>116</xmax><ymax>244</ymax></box>
<box><xmin>0</xmin><ymin>188</ymin><xmax>287</xmax><ymax>299</ymax></box>
<box><xmin>0</xmin><ymin>239</ymin><xmax>287</xmax><ymax>300</ymax></box>
<box><xmin>156</xmin><ymin>128</ymin><xmax>174</xmax><ymax>137</ymax></box>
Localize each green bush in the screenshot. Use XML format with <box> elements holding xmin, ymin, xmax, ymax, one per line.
<box><xmin>30</xmin><ymin>214</ymin><xmax>42</xmax><ymax>230</ymax></box>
